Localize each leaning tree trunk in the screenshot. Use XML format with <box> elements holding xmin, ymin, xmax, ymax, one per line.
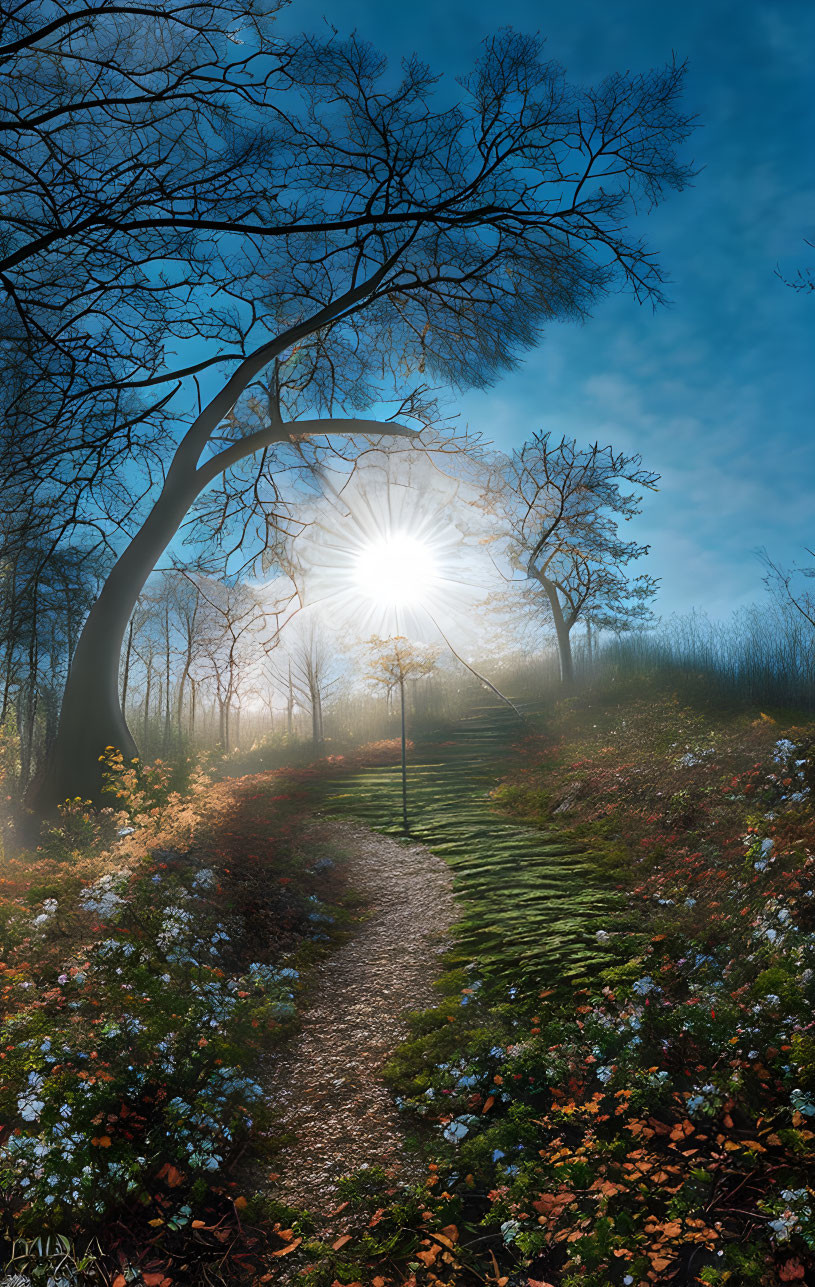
<box><xmin>28</xmin><ymin>469</ymin><xmax>201</xmax><ymax>811</ymax></box>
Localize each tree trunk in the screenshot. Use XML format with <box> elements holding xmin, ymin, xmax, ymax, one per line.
<box><xmin>121</xmin><ymin>617</ymin><xmax>134</xmax><ymax>715</ymax></box>
<box><xmin>163</xmin><ymin>601</ymin><xmax>172</xmax><ymax>749</ymax></box>
<box><xmin>287</xmin><ymin>662</ymin><xmax>293</xmax><ymax>738</ymax></box>
<box><xmin>20</xmin><ymin>590</ymin><xmax>39</xmax><ymax>789</ymax></box>
<box><xmin>143</xmin><ymin>663</ymin><xmax>153</xmax><ymax>748</ymax></box>
<box><xmin>1</xmin><ymin>562</ymin><xmax>18</xmax><ymax>723</ymax></box>
<box><xmin>29</xmin><ymin>469</ymin><xmax>199</xmax><ymax>810</ymax></box>
<box><xmin>539</xmin><ymin>577</ymin><xmax>574</xmax><ymax>687</ymax></box>
<box><xmin>309</xmin><ymin>678</ymin><xmax>323</xmax><ymax>747</ymax></box>
<box><xmin>399</xmin><ymin>677</ymin><xmax>408</xmax><ymax>833</ymax></box>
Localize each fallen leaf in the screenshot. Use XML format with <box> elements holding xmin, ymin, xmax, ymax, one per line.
<box><xmin>157</xmin><ymin>1162</ymin><xmax>184</xmax><ymax>1188</ymax></box>
<box><xmin>669</xmin><ymin>1120</ymin><xmax>693</xmax><ymax>1141</ymax></box>
<box><xmin>271</xmin><ymin>1238</ymin><xmax>302</xmax><ymax>1257</ymax></box>
<box><xmin>779</xmin><ymin>1260</ymin><xmax>806</xmax><ymax>1282</ymax></box>
<box><xmin>332</xmin><ymin>1235</ymin><xmax>352</xmax><ymax>1251</ymax></box>
<box><xmin>416</xmin><ymin>1248</ymin><xmax>440</xmax><ymax>1268</ymax></box>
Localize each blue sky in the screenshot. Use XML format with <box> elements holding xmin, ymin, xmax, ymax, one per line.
<box><xmin>275</xmin><ymin>0</ymin><xmax>815</xmax><ymax>618</ymax></box>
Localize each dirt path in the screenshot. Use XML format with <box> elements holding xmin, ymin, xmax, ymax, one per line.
<box><xmin>263</xmin><ymin>819</ymin><xmax>458</xmax><ymax>1211</ymax></box>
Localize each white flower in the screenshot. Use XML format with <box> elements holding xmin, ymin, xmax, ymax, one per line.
<box><xmin>633</xmin><ymin>976</ymin><xmax>657</xmax><ymax>996</ymax></box>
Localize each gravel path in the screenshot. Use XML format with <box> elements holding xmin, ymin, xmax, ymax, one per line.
<box><xmin>263</xmin><ymin>820</ymin><xmax>458</xmax><ymax>1211</ymax></box>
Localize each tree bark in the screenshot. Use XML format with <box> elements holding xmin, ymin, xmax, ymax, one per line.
<box><xmin>29</xmin><ymin>465</ymin><xmax>201</xmax><ymax>808</ymax></box>
<box><xmin>399</xmin><ymin>676</ymin><xmax>408</xmax><ymax>833</ymax></box>
<box><xmin>310</xmin><ymin>681</ymin><xmax>323</xmax><ymax>746</ymax></box>
<box><xmin>121</xmin><ymin>616</ymin><xmax>134</xmax><ymax>715</ymax></box>
<box><xmin>143</xmin><ymin>662</ymin><xmax>153</xmax><ymax>748</ymax></box>
<box><xmin>538</xmin><ymin>575</ymin><xmax>574</xmax><ymax>688</ymax></box>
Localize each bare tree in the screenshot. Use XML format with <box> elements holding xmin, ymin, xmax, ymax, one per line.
<box><xmin>503</xmin><ymin>432</ymin><xmax>659</xmax><ymax>685</ymax></box>
<box><xmin>14</xmin><ymin>12</ymin><xmax>696</xmax><ymax>807</ymax></box>
<box><xmin>760</xmin><ymin>548</ymin><xmax>815</xmax><ymax>631</ymax></box>
<box><xmin>281</xmin><ymin>620</ymin><xmax>341</xmax><ymax>748</ymax></box>
<box><xmin>365</xmin><ymin>635</ymin><xmax>438</xmax><ymax>831</ymax></box>
<box><xmin>192</xmin><ymin>579</ymin><xmax>271</xmax><ymax>750</ymax></box>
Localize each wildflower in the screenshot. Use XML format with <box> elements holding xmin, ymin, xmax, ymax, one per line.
<box><xmin>790</xmin><ymin>1089</ymin><xmax>815</xmax><ymax>1117</ymax></box>
<box><xmin>632</xmin><ymin>976</ymin><xmax>658</xmax><ymax>996</ymax></box>
<box><xmin>443</xmin><ymin>1116</ymin><xmax>475</xmax><ymax>1144</ymax></box>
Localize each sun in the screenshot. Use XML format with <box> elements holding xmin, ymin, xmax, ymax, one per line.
<box><xmin>353</xmin><ymin>533</ymin><xmax>439</xmax><ymax>608</ymax></box>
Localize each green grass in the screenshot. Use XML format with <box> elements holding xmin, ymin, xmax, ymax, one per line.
<box><xmin>315</xmin><ymin>702</ymin><xmax>630</xmax><ymax>986</ymax></box>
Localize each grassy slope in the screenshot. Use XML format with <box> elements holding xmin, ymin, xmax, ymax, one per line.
<box><xmin>301</xmin><ymin>680</ymin><xmax>815</xmax><ymax>1287</ymax></box>
<box><xmin>317</xmin><ymin>702</ymin><xmax>627</xmax><ymax>986</ymax></box>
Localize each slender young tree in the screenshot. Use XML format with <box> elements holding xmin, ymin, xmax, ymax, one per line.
<box><xmin>504</xmin><ymin>433</ymin><xmax>659</xmax><ymax>685</ymax></box>
<box><xmin>12</xmin><ymin>10</ymin><xmax>696</xmax><ymax>807</ymax></box>
<box><xmin>365</xmin><ymin>636</ymin><xmax>438</xmax><ymax>832</ymax></box>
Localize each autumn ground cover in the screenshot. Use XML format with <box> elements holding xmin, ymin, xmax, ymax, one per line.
<box><xmin>0</xmin><ymin>742</ymin><xmax>406</xmax><ymax>1285</ymax></box>
<box><xmin>5</xmin><ymin>686</ymin><xmax>815</xmax><ymax>1287</ymax></box>
<box><xmin>324</xmin><ymin>682</ymin><xmax>815</xmax><ymax>1287</ymax></box>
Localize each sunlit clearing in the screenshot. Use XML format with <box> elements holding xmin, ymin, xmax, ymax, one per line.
<box><xmin>353</xmin><ymin>533</ymin><xmax>439</xmax><ymax>608</ymax></box>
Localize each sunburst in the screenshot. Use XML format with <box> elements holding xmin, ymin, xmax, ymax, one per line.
<box><xmin>294</xmin><ymin>453</ymin><xmax>492</xmax><ymax>640</ymax></box>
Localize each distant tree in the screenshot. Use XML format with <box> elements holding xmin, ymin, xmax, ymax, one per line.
<box><xmin>192</xmin><ymin>580</ymin><xmax>271</xmax><ymax>750</ymax></box>
<box><xmin>0</xmin><ymin>506</ymin><xmax>106</xmax><ymax>791</ymax></box>
<box><xmin>760</xmin><ymin>548</ymin><xmax>815</xmax><ymax>631</ymax></box>
<box><xmin>503</xmin><ymin>432</ymin><xmax>659</xmax><ymax>685</ymax></box>
<box><xmin>281</xmin><ymin>621</ymin><xmax>341</xmax><ymax>748</ymax></box>
<box><xmin>365</xmin><ymin>635</ymin><xmax>438</xmax><ymax>832</ymax></box>
<box><xmin>13</xmin><ymin>7</ymin><xmax>696</xmax><ymax>808</ymax></box>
